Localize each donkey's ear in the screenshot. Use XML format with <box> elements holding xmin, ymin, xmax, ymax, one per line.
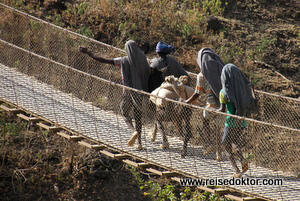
<box><xmin>160</xmin><ymin>65</ymin><xmax>169</xmax><ymax>73</ymax></box>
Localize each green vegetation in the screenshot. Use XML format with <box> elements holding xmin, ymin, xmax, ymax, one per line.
<box><xmin>256</xmin><ymin>37</ymin><xmax>277</xmax><ymax>59</ymax></box>
<box><xmin>129</xmin><ymin>165</ymin><xmax>233</xmax><ymax>201</ymax></box>
<box><xmin>0</xmin><ymin>109</ymin><xmax>236</xmax><ymax>200</ymax></box>
<box><xmin>202</xmin><ymin>0</ymin><xmax>227</xmax><ymax>16</ymax></box>
<box><xmin>76</xmin><ymin>26</ymin><xmax>94</xmax><ymax>38</ymax></box>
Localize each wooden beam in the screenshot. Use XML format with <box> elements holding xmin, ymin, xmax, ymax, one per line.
<box><xmin>0</xmin><ymin>105</ymin><xmax>22</xmax><ymax>113</ymax></box>
<box><xmin>146</xmin><ymin>168</ymin><xmax>163</xmax><ymax>175</ymax></box>
<box><xmin>36</xmin><ymin>122</ymin><xmax>61</xmax><ymax>132</ymax></box>
<box><xmin>114</xmin><ymin>153</ymin><xmax>129</xmax><ymax>160</ymax></box>
<box><xmin>100</xmin><ymin>150</ymin><xmax>115</xmax><ymax>158</ymax></box>
<box><xmin>146</xmin><ymin>168</ymin><xmax>178</xmax><ymax>177</ymax></box>
<box><xmin>69</xmin><ymin>135</ymin><xmax>85</xmax><ymax>141</ymax></box>
<box><xmin>224</xmin><ymin>194</ymin><xmax>262</xmax><ymax>201</ymax></box>
<box><xmin>57</xmin><ymin>131</ymin><xmax>71</xmax><ymax>139</ymax></box>
<box><xmin>242</xmin><ymin>197</ymin><xmax>264</xmax><ymax>201</ymax></box>
<box><xmin>197</xmin><ymin>186</ymin><xmax>215</xmax><ymax>194</ymax></box>
<box><xmin>214</xmin><ymin>188</ymin><xmax>230</xmax><ymax>196</ymax></box>
<box><xmin>136</xmin><ymin>162</ymin><xmax>152</xmax><ymax>168</ymax></box>
<box><xmin>123</xmin><ymin>159</ymin><xmax>138</xmax><ymax>167</ymax></box>
<box><xmin>171</xmin><ymin>177</ymin><xmax>181</xmax><ymax>182</ymax></box>
<box><xmin>78</xmin><ymin>141</ymin><xmax>92</xmax><ymax>148</ymax></box>
<box><xmin>99</xmin><ymin>150</ymin><xmax>128</xmax><ymax>159</ymax></box>
<box><xmin>123</xmin><ymin>159</ymin><xmax>152</xmax><ymax>168</ymax></box>
<box><xmin>17</xmin><ymin>113</ymin><xmax>40</xmax><ymax>122</ymax></box>
<box><xmin>91</xmin><ymin>144</ymin><xmax>106</xmax><ymax>151</ymax></box>
<box><xmin>77</xmin><ymin>141</ymin><xmax>106</xmax><ymax>150</ymax></box>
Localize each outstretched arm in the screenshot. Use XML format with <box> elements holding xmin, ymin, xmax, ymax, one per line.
<box><xmin>185</xmin><ymin>92</ymin><xmax>199</xmax><ymax>103</ymax></box>
<box><xmin>79</xmin><ymin>46</ymin><xmax>114</xmax><ymax>65</ymax></box>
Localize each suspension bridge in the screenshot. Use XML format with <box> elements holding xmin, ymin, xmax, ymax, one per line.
<box><xmin>1</xmin><ymin>3</ymin><xmax>300</xmax><ymax>201</ymax></box>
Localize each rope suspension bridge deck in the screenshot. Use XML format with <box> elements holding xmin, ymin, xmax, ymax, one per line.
<box><xmin>1</xmin><ymin>3</ymin><xmax>300</xmax><ymax>200</ymax></box>
<box><xmin>1</xmin><ymin>63</ymin><xmax>300</xmax><ymax>201</ymax></box>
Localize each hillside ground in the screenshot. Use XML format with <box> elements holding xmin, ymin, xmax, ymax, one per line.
<box><xmin>2</xmin><ymin>0</ymin><xmax>299</xmax><ymax>97</ymax></box>
<box><xmin>0</xmin><ymin>0</ymin><xmax>299</xmax><ymax>200</ymax></box>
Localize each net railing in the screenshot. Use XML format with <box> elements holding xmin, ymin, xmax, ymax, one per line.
<box><xmin>1</xmin><ymin>4</ymin><xmax>300</xmax><ymax>200</ymax></box>
<box><xmin>1</xmin><ymin>38</ymin><xmax>300</xmax><ymax>200</ymax></box>
<box><xmin>0</xmin><ymin>3</ymin><xmax>299</xmax><ymax>130</ymax></box>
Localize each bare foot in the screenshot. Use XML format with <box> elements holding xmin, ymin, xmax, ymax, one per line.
<box><xmin>135</xmin><ymin>143</ymin><xmax>143</xmax><ymax>150</ymax></box>
<box><xmin>204</xmin><ymin>145</ymin><xmax>215</xmax><ymax>155</ymax></box>
<box><xmin>231</xmin><ymin>172</ymin><xmax>242</xmax><ymax>178</ymax></box>
<box><xmin>149</xmin><ymin>127</ymin><xmax>157</xmax><ymax>142</ymax></box>
<box><xmin>128</xmin><ymin>131</ymin><xmax>139</xmax><ymax>146</ymax></box>
<box><xmin>160</xmin><ymin>142</ymin><xmax>169</xmax><ymax>149</ymax></box>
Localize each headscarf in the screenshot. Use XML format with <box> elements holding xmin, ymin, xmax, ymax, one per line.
<box><xmin>121</xmin><ymin>40</ymin><xmax>150</xmax><ymax>92</ymax></box>
<box><xmin>156</xmin><ymin>41</ymin><xmax>175</xmax><ymax>54</ymax></box>
<box><xmin>221</xmin><ymin>63</ymin><xmax>255</xmax><ymax>116</ymax></box>
<box><xmin>196</xmin><ymin>47</ymin><xmax>225</xmax><ymax>99</ymax></box>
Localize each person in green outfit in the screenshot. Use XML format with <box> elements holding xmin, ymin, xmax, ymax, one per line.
<box><xmin>218</xmin><ymin>63</ymin><xmax>256</xmax><ymax>178</ymax></box>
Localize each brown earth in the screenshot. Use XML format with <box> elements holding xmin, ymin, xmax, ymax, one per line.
<box><xmin>0</xmin><ymin>112</ymin><xmax>153</xmax><ymax>201</ymax></box>
<box><xmin>4</xmin><ymin>0</ymin><xmax>299</xmax><ymax>97</ymax></box>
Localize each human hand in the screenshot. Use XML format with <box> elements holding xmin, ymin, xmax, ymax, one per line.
<box><xmin>179</xmin><ymin>98</ymin><xmax>185</xmax><ymax>102</ymax></box>
<box><xmin>79</xmin><ymin>46</ymin><xmax>88</xmax><ymax>54</ymax></box>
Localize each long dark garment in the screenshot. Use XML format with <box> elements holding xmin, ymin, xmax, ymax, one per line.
<box><xmin>118</xmin><ymin>40</ymin><xmax>150</xmax><ymax>148</ymax></box>
<box><xmin>121</xmin><ymin>40</ymin><xmax>150</xmax><ymax>92</ymax></box>
<box><xmin>196</xmin><ymin>47</ymin><xmax>225</xmax><ymax>106</ymax></box>
<box><xmin>120</xmin><ymin>92</ymin><xmax>143</xmax><ymax>144</ymax></box>
<box><xmin>221</xmin><ymin>63</ymin><xmax>255</xmax><ymax>117</ymax></box>
<box><xmin>220</xmin><ymin>63</ymin><xmax>254</xmax><ymax>176</ymax></box>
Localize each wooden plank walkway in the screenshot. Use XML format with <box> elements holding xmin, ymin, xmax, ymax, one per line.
<box><xmin>1</xmin><ymin>63</ymin><xmax>299</xmax><ymax>201</ymax></box>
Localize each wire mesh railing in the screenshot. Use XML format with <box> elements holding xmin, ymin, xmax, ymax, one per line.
<box><xmin>0</xmin><ymin>3</ymin><xmax>299</xmax><ymax>130</ymax></box>
<box><xmin>1</xmin><ymin>3</ymin><xmax>300</xmax><ymax>201</ymax></box>
<box><xmin>1</xmin><ymin>39</ymin><xmax>300</xmax><ymax>200</ymax></box>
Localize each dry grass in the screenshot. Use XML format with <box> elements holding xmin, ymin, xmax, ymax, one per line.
<box><xmin>2</xmin><ymin>0</ymin><xmax>299</xmax><ymax>97</ymax></box>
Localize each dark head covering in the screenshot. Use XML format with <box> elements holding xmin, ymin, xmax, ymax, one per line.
<box><xmin>221</xmin><ymin>63</ymin><xmax>255</xmax><ymax>116</ymax></box>
<box><xmin>196</xmin><ymin>47</ymin><xmax>225</xmax><ymax>99</ymax></box>
<box><xmin>156</xmin><ymin>41</ymin><xmax>175</xmax><ymax>54</ymax></box>
<box><xmin>121</xmin><ymin>40</ymin><xmax>150</xmax><ymax>91</ymax></box>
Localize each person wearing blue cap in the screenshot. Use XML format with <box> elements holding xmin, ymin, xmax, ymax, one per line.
<box><xmin>150</xmin><ymin>41</ymin><xmax>189</xmax><ymax>83</ymax></box>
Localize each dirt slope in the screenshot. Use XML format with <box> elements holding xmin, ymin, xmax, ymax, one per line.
<box><xmin>3</xmin><ymin>0</ymin><xmax>299</xmax><ymax>97</ymax></box>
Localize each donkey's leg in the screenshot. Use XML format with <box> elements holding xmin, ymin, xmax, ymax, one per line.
<box><xmin>157</xmin><ymin>121</ymin><xmax>169</xmax><ymax>149</ymax></box>
<box><xmin>182</xmin><ymin>124</ymin><xmax>192</xmax><ymax>158</ymax></box>
<box><xmin>173</xmin><ymin>106</ymin><xmax>183</xmax><ymax>137</ymax></box>
<box><xmin>173</xmin><ymin>113</ymin><xmax>186</xmax><ymax>156</ymax></box>
<box><xmin>181</xmin><ymin>109</ymin><xmax>192</xmax><ymax>158</ymax></box>
<box><xmin>156</xmin><ymin>109</ymin><xmax>169</xmax><ymax>149</ymax></box>
<box><xmin>148</xmin><ymin>106</ymin><xmax>158</xmax><ymax>142</ymax></box>
<box><xmin>149</xmin><ymin>122</ymin><xmax>158</xmax><ymax>142</ymax></box>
